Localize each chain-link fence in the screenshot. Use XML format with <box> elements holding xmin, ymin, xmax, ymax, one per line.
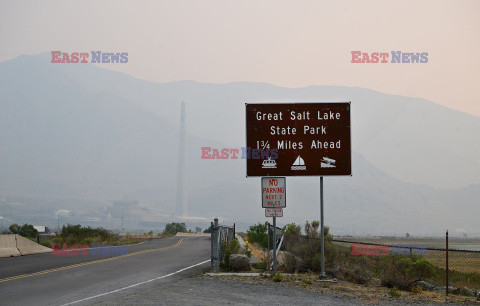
<box><xmin>210</xmin><ymin>219</ymin><xmax>235</xmax><ymax>272</ymax></box>
<box><xmin>332</xmin><ymin>239</ymin><xmax>480</xmax><ymax>290</ymax></box>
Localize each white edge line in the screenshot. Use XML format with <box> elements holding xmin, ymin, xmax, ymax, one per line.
<box><xmin>61</xmin><ymin>259</ymin><xmax>210</xmax><ymax>306</ymax></box>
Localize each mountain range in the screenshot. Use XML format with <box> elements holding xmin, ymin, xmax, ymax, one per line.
<box><xmin>0</xmin><ymin>53</ymin><xmax>479</xmax><ymax>235</ymax></box>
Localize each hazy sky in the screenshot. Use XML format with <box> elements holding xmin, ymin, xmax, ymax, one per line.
<box><xmin>1</xmin><ymin>0</ymin><xmax>479</xmax><ymax>117</ymax></box>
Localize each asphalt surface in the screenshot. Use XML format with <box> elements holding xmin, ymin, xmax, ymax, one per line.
<box><xmin>0</xmin><ymin>237</ymin><xmax>211</xmax><ymax>305</ymax></box>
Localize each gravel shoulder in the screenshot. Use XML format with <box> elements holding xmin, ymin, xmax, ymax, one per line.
<box><xmin>94</xmin><ymin>276</ymin><xmax>354</xmax><ymax>305</ymax></box>
<box><xmin>93</xmin><ymin>274</ymin><xmax>478</xmax><ymax>305</ymax></box>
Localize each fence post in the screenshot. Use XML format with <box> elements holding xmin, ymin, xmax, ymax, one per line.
<box><xmin>210</xmin><ymin>221</ymin><xmax>214</xmax><ymax>269</ymax></box>
<box><xmin>446</xmin><ymin>230</ymin><xmax>449</xmax><ymax>296</ymax></box>
<box><xmin>272</xmin><ymin>217</ymin><xmax>277</xmax><ymax>275</ymax></box>
<box><xmin>267</xmin><ymin>223</ymin><xmax>271</xmax><ymax>251</ymax></box>
<box><xmin>213</xmin><ymin>218</ymin><xmax>219</xmax><ymax>273</ymax></box>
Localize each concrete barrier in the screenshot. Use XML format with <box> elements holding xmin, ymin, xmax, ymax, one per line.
<box><xmin>15</xmin><ymin>234</ymin><xmax>52</xmax><ymax>255</ymax></box>
<box><xmin>0</xmin><ymin>234</ymin><xmax>21</xmax><ymax>258</ymax></box>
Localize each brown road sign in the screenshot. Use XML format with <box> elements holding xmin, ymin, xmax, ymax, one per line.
<box><xmin>246</xmin><ymin>102</ymin><xmax>351</xmax><ymax>177</ymax></box>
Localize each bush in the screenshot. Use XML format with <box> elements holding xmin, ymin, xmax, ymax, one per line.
<box><xmin>164</xmin><ymin>222</ymin><xmax>187</xmax><ymax>235</ymax></box>
<box><xmin>283</xmin><ymin>221</ymin><xmax>337</xmax><ymax>272</ymax></box>
<box><xmin>40</xmin><ymin>239</ymin><xmax>52</xmax><ymax>248</ymax></box>
<box><xmin>61</xmin><ymin>224</ymin><xmax>114</xmax><ymax>245</ymax></box>
<box><xmin>283</xmin><ymin>223</ymin><xmax>301</xmax><ymax>246</ymax></box>
<box><xmin>312</xmin><ymin>253</ymin><xmax>323</xmax><ymax>272</ymax></box>
<box><xmin>411</xmin><ymin>259</ymin><xmax>435</xmax><ymax>280</ymax></box>
<box><xmin>304</xmin><ymin>221</ymin><xmax>332</xmax><ymax>242</ymax></box>
<box><xmin>247</xmin><ymin>222</ymin><xmax>268</xmax><ymax>248</ymax></box>
<box><xmin>9</xmin><ymin>223</ymin><xmax>38</xmax><ymax>238</ymax></box>
<box><xmin>273</xmin><ymin>274</ymin><xmax>283</xmax><ymax>282</ymax></box>
<box><xmin>222</xmin><ymin>238</ymin><xmax>241</xmax><ymax>266</ymax></box>
<box><xmin>389</xmin><ymin>287</ymin><xmax>401</xmax><ymax>298</ymax></box>
<box><xmin>203</xmin><ymin>225</ymin><xmax>213</xmax><ymax>233</ymax></box>
<box><xmin>254</xmin><ymin>257</ymin><xmax>268</xmax><ymax>270</ymax></box>
<box><xmin>325</xmin><ymin>242</ymin><xmax>351</xmax><ymax>268</ymax></box>
<box><xmin>284</xmin><ymin>252</ymin><xmax>299</xmax><ymax>273</ymax></box>
<box><xmin>380</xmin><ymin>256</ymin><xmax>435</xmax><ymax>290</ymax></box>
<box><xmin>344</xmin><ymin>264</ymin><xmax>373</xmax><ymax>284</ymax></box>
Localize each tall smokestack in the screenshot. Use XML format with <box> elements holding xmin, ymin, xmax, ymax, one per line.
<box><xmin>175</xmin><ymin>101</ymin><xmax>187</xmax><ymax>217</ymax></box>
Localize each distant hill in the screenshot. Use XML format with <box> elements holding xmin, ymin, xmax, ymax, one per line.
<box><xmin>24</xmin><ymin>53</ymin><xmax>480</xmax><ymax>189</ymax></box>
<box><xmin>0</xmin><ymin>53</ymin><xmax>479</xmax><ymax>235</ymax></box>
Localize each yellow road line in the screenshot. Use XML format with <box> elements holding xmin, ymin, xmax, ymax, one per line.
<box><xmin>0</xmin><ymin>239</ymin><xmax>184</xmax><ymax>284</ymax></box>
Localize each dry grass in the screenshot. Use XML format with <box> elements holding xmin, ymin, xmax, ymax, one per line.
<box><xmin>214</xmin><ymin>274</ymin><xmax>480</xmax><ymax>304</ymax></box>
<box><xmin>249</xmin><ymin>242</ymin><xmax>267</xmax><ymax>260</ymax></box>
<box><xmin>424</xmin><ymin>250</ymin><xmax>480</xmax><ymax>274</ymax></box>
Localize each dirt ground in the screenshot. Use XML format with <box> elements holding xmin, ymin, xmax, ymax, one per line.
<box><xmin>213</xmin><ymin>273</ymin><xmax>480</xmax><ymax>304</ymax></box>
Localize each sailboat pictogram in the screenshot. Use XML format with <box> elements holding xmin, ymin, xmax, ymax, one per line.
<box><xmin>291</xmin><ymin>155</ymin><xmax>306</xmax><ymax>170</ymax></box>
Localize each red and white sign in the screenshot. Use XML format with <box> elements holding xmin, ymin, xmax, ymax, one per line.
<box><xmin>265</xmin><ymin>208</ymin><xmax>283</xmax><ymax>217</ymax></box>
<box><xmin>261</xmin><ymin>177</ymin><xmax>286</xmax><ymax>208</ymax></box>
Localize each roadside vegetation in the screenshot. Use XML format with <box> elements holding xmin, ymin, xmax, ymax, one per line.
<box><xmin>6</xmin><ymin>223</ymin><xmax>38</xmax><ymax>238</ymax></box>
<box><xmin>245</xmin><ymin>220</ymin><xmax>480</xmax><ymax>297</ymax></box>
<box><xmin>4</xmin><ymin>222</ymin><xmax>196</xmax><ymax>249</ymax></box>
<box><xmin>163</xmin><ymin>222</ymin><xmax>187</xmax><ymax>235</ymax></box>
<box><xmin>246</xmin><ymin>222</ymin><xmax>269</xmax><ymax>248</ymax></box>
<box><xmin>39</xmin><ymin>224</ymin><xmax>143</xmax><ymax>248</ymax></box>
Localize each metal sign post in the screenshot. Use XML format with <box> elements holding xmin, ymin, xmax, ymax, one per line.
<box><xmin>272</xmin><ymin>216</ymin><xmax>277</xmax><ymax>275</ymax></box>
<box><xmin>320</xmin><ymin>176</ymin><xmax>326</xmax><ymax>278</ymax></box>
<box><xmin>261</xmin><ymin>177</ymin><xmax>285</xmax><ymax>275</ymax></box>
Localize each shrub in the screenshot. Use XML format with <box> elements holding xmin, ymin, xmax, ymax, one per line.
<box><xmin>58</xmin><ymin>224</ymin><xmax>116</xmax><ymax>246</ymax></box>
<box><xmin>283</xmin><ymin>221</ymin><xmax>336</xmax><ymax>272</ymax></box>
<box><xmin>312</xmin><ymin>253</ymin><xmax>323</xmax><ymax>272</ymax></box>
<box><xmin>389</xmin><ymin>287</ymin><xmax>401</xmax><ymax>298</ymax></box>
<box><xmin>40</xmin><ymin>239</ymin><xmax>52</xmax><ymax>248</ymax></box>
<box><xmin>273</xmin><ymin>274</ymin><xmax>283</xmax><ymax>282</ymax></box>
<box><xmin>284</xmin><ymin>252</ymin><xmax>299</xmax><ymax>273</ymax></box>
<box><xmin>254</xmin><ymin>257</ymin><xmax>268</xmax><ymax>270</ymax></box>
<box><xmin>291</xmin><ymin>236</ymin><xmax>322</xmax><ymax>271</ymax></box>
<box><xmin>344</xmin><ymin>264</ymin><xmax>373</xmax><ymax>284</ymax></box>
<box><xmin>9</xmin><ymin>223</ymin><xmax>38</xmax><ymax>238</ymax></box>
<box><xmin>411</xmin><ymin>259</ymin><xmax>435</xmax><ymax>280</ymax></box>
<box><xmin>325</xmin><ymin>242</ymin><xmax>351</xmax><ymax>268</ymax></box>
<box><xmin>222</xmin><ymin>238</ymin><xmax>240</xmax><ymax>266</ymax></box>
<box><xmin>304</xmin><ymin>221</ymin><xmax>332</xmax><ymax>242</ymax></box>
<box><xmin>283</xmin><ymin>223</ymin><xmax>301</xmax><ymax>246</ymax></box>
<box><xmin>380</xmin><ymin>256</ymin><xmax>435</xmax><ymax>290</ymax></box>
<box><xmin>203</xmin><ymin>225</ymin><xmax>213</xmax><ymax>233</ymax></box>
<box><xmin>247</xmin><ymin>222</ymin><xmax>268</xmax><ymax>248</ymax></box>
<box><xmin>164</xmin><ymin>222</ymin><xmax>187</xmax><ymax>235</ymax></box>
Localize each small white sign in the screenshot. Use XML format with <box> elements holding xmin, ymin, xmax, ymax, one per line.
<box><xmin>265</xmin><ymin>208</ymin><xmax>283</xmax><ymax>217</ymax></box>
<box><xmin>261</xmin><ymin>177</ymin><xmax>286</xmax><ymax>208</ymax></box>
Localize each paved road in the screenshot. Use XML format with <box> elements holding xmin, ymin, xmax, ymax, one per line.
<box><xmin>0</xmin><ymin>237</ymin><xmax>211</xmax><ymax>305</ymax></box>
